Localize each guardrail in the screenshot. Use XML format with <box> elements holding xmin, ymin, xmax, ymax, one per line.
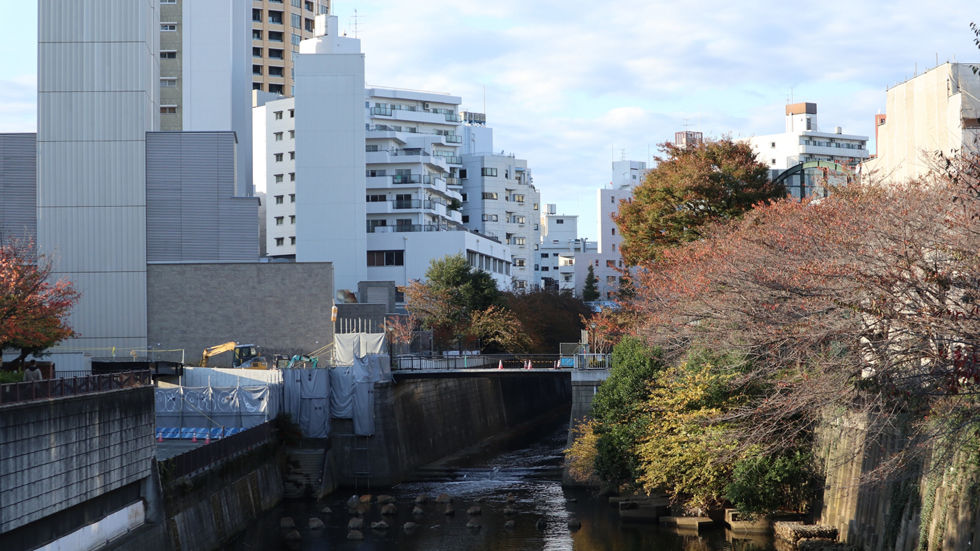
<box><xmin>393</xmin><ymin>354</ymin><xmax>563</xmax><ymax>371</ymax></box>
<box><xmin>159</xmin><ymin>421</ymin><xmax>276</xmax><ymax>480</ymax></box>
<box><xmin>0</xmin><ymin>370</ymin><xmax>151</xmax><ymax>405</ymax></box>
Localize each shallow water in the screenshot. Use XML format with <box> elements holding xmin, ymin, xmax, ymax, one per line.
<box><xmin>231</xmin><ymin>421</ymin><xmax>776</xmax><ymax>550</ymax></box>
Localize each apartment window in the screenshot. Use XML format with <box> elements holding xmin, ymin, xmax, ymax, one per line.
<box><xmin>461</xmin><ymin>215</ymin><xmax>469</xmax><ymax>223</ymax></box>
<box><xmin>274</xmin><ymin>174</ymin><xmax>284</xmax><ymax>183</ymax></box>
<box><xmin>275</xmin><ymin>216</ymin><xmax>284</xmax><ymax>225</ymax></box>
<box><xmin>160</xmin><ymin>78</ymin><xmax>177</xmax><ymax>88</ymax></box>
<box><xmin>288</xmin><ymin>130</ymin><xmax>295</xmax><ymax>139</ymax></box>
<box><xmin>268</xmin><ymin>11</ymin><xmax>283</xmax><ymax>24</ymax></box>
<box><xmin>161</xmin><ymin>23</ymin><xmax>177</xmax><ymax>31</ymax></box>
<box><xmin>252</xmin><ymin>29</ymin><xmax>263</xmax><ymax>40</ymax></box>
<box><xmin>289</xmin><ymin>172</ymin><xmax>295</xmax><ymax>181</ymax></box>
<box><xmin>305</xmin><ymin>1</ymin><xmax>314</xmax><ymax>10</ymax></box>
<box><xmin>319</xmin><ymin>3</ymin><xmax>328</xmax><ymax>14</ymax></box>
<box><xmin>252</xmin><ymin>8</ymin><xmax>262</xmax><ymax>22</ymax></box>
<box><xmin>160</xmin><ymin>0</ymin><xmax>176</xmax><ymax>3</ymax></box>
<box><xmin>611</xmin><ymin>227</ymin><xmax>615</xmax><ymax>235</ymax></box>
<box><xmin>160</xmin><ymin>50</ymin><xmax>177</xmax><ymax>59</ymax></box>
<box><xmin>366</xmin><ymin>194</ymin><xmax>386</xmax><ymax>202</ymax></box>
<box><xmin>289</xmin><ymin>109</ymin><xmax>295</xmax><ymax>118</ymax></box>
<box><xmin>367</xmin><ymin>250</ymin><xmax>405</xmax><ymax>267</ymax></box>
<box><xmin>459</xmin><ymin>169</ymin><xmax>467</xmax><ymax>179</ymax></box>
<box><xmin>275</xmin><ymin>237</ymin><xmax>284</xmax><ymax>246</ymax></box>
<box><xmin>482</xmin><ymin>192</ymin><xmax>498</xmax><ymax>200</ymax></box>
<box><xmin>268</xmin><ymin>31</ymin><xmax>284</xmax><ymax>42</ymax></box>
<box><xmin>305</xmin><ymin>18</ymin><xmax>314</xmax><ymax>32</ymax></box>
<box><xmin>288</xmin><ymin>151</ymin><xmax>295</xmax><ymax>160</ymax></box>
<box><xmin>461</xmin><ymin>193</ymin><xmax>467</xmax><ymax>201</ymax></box>
<box><xmin>269</xmin><ymin>66</ymin><xmax>284</xmax><ymax>77</ymax></box>
<box><xmin>540</xmin><ymin>253</ymin><xmax>549</xmax><ymax>259</ymax></box>
<box><xmin>274</xmin><ymin>153</ymin><xmax>284</xmax><ymax>162</ymax></box>
<box><xmin>253</xmin><ymin>82</ymin><xmax>263</xmax><ymax>91</ymax></box>
<box><xmin>291</xmin><ymin>13</ymin><xmax>301</xmax><ymax>28</ymax></box>
<box><xmin>160</xmin><ymin>105</ymin><xmax>177</xmax><ymax>114</ymax></box>
<box><xmin>274</xmin><ymin>132</ymin><xmax>284</xmax><ymax>141</ymax></box>
<box><xmin>607</xmin><ymin>276</ymin><xmax>617</xmax><ymax>285</ymax></box>
<box><xmin>611</xmin><ymin>195</ymin><xmax>615</xmax><ymax>204</ymax></box>
<box><xmin>291</xmin><ymin>0</ymin><xmax>301</xmax><ymax>8</ymax></box>
<box><xmin>612</xmin><ymin>243</ymin><xmax>616</xmax><ymax>251</ymax></box>
<box><xmin>606</xmin><ymin>260</ymin><xmax>616</xmax><ymax>268</ymax></box>
<box><xmin>253</xmin><ymin>65</ymin><xmax>263</xmax><ymax>75</ymax></box>
<box><xmin>771</xmin><ymin>159</ymin><xmax>777</xmax><ymax>165</ymax></box>
<box><xmin>290</xmin><ymin>215</ymin><xmax>295</xmax><ymax>224</ymax></box>
<box><xmin>274</xmin><ymin>111</ymin><xmax>284</xmax><ymax>120</ymax></box>
<box><xmin>553</xmin><ymin>253</ymin><xmax>560</xmax><ymax>257</ymax></box>
<box><xmin>533</xmin><ymin>203</ymin><xmax>539</xmax><ymax>210</ymax></box>
<box><xmin>274</xmin><ymin>195</ymin><xmax>284</xmax><ymax>204</ymax></box>
<box><xmin>289</xmin><ymin>194</ymin><xmax>295</xmax><ymax>203</ymax></box>
<box><xmin>252</xmin><ymin>47</ymin><xmax>263</xmax><ymax>58</ymax></box>
<box><xmin>270</xmin><ymin>83</ymin><xmax>284</xmax><ymax>94</ymax></box>
<box><xmin>555</xmin><ymin>219</ymin><xmax>564</xmax><ymax>224</ymax></box>
<box><xmin>482</xmin><ymin>214</ymin><xmax>498</xmax><ymax>222</ymax></box>
<box><xmin>514</xmin><ymin>259</ymin><xmax>526</xmax><ymax>267</ymax></box>
<box><xmin>269</xmin><ymin>49</ymin><xmax>284</xmax><ymax>59</ymax></box>
<box><xmin>542</xmin><ymin>266</ymin><xmax>549</xmax><ymax>272</ymax></box>
<box><xmin>290</xmin><ymin>236</ymin><xmax>296</xmax><ymax>245</ymax></box>
<box><xmin>481</xmin><ymin>167</ymin><xmax>498</xmax><ymax>177</ymax></box>
<box><xmin>291</xmin><ymin>33</ymin><xmax>302</xmax><ymax>46</ymax></box>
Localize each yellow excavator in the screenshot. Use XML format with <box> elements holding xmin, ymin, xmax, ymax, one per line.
<box><xmin>200</xmin><ymin>342</ymin><xmax>269</xmax><ymax>369</ymax></box>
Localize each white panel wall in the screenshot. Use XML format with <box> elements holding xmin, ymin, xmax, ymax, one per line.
<box><xmin>295</xmin><ymin>53</ymin><xmax>367</xmax><ymax>292</ymax></box>
<box><xmin>182</xmin><ymin>0</ymin><xmax>252</xmax><ymax>196</ymax></box>
<box><xmin>37</xmin><ymin>0</ymin><xmax>158</xmax><ymax>353</ymax></box>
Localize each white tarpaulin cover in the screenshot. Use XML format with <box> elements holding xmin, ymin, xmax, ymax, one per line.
<box><xmin>155</xmin><ymin>384</ymin><xmax>277</xmax><ymax>438</ymax></box>
<box><xmin>281</xmin><ymin>368</ymin><xmax>331</xmax><ymax>438</ymax></box>
<box><xmin>333</xmin><ymin>332</ymin><xmax>388</xmax><ymax>365</ymax></box>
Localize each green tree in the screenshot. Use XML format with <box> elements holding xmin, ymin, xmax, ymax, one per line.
<box><xmin>582</xmin><ymin>265</ymin><xmax>599</xmax><ymax>301</ymax></box>
<box><xmin>614</xmin><ymin>138</ymin><xmax>784</xmax><ymax>265</ymax></box>
<box><xmin>589</xmin><ymin>336</ymin><xmax>664</xmax><ymax>489</ymax></box>
<box><xmin>406</xmin><ymin>254</ymin><xmax>501</xmax><ymax>350</ymax></box>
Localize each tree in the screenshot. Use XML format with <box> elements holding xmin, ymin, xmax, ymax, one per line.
<box><xmin>614</xmin><ymin>138</ymin><xmax>785</xmax><ymax>265</ymax></box>
<box><xmin>468</xmin><ymin>305</ymin><xmax>531</xmax><ymax>353</ymax></box>
<box><xmin>405</xmin><ymin>254</ymin><xmax>501</xmax><ymax>351</ymax></box>
<box><xmin>1</xmin><ymin>241</ymin><xmax>80</xmax><ymax>369</ymax></box>
<box><xmin>582</xmin><ymin>265</ymin><xmax>599</xmax><ymax>301</ymax></box>
<box><xmin>504</xmin><ymin>289</ymin><xmax>590</xmax><ymax>353</ymax></box>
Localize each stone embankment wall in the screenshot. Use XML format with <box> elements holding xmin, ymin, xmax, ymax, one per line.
<box><xmin>331</xmin><ymin>372</ymin><xmax>572</xmax><ymax>486</ymax></box>
<box><xmin>816</xmin><ymin>413</ymin><xmax>980</xmax><ymax>551</ymax></box>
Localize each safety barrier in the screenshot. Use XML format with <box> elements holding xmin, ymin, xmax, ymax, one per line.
<box><xmin>0</xmin><ymin>370</ymin><xmax>151</xmax><ymax>405</ymax></box>
<box><xmin>158</xmin><ymin>420</ymin><xmax>276</xmax><ymax>480</ymax></box>
<box><xmin>393</xmin><ymin>354</ymin><xmax>564</xmax><ymax>371</ymax></box>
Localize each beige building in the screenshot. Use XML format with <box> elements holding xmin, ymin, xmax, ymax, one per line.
<box><xmin>158</xmin><ymin>0</ymin><xmax>329</xmax><ymax>131</ymax></box>
<box><xmin>251</xmin><ymin>0</ymin><xmax>330</xmax><ymax>95</ymax></box>
<box><xmin>865</xmin><ymin>63</ymin><xmax>980</xmax><ymax>183</ymax></box>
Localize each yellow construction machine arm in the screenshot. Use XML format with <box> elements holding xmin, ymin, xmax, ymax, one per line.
<box><xmin>201</xmin><ymin>341</ymin><xmax>236</xmax><ymax>367</ymax></box>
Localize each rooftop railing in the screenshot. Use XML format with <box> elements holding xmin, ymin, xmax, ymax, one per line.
<box><xmin>0</xmin><ymin>370</ymin><xmax>151</xmax><ymax>405</ymax></box>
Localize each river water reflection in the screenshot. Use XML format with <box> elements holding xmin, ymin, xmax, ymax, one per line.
<box><xmin>231</xmin><ymin>421</ymin><xmax>776</xmax><ymax>550</ymax></box>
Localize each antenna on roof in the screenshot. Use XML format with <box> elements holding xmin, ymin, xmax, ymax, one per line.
<box><xmin>352</xmin><ymin>9</ymin><xmax>360</xmax><ymax>38</ymax></box>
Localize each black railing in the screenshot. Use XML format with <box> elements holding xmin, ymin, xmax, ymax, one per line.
<box><xmin>393</xmin><ymin>354</ymin><xmax>563</xmax><ymax>371</ymax></box>
<box><xmin>160</xmin><ymin>421</ymin><xmax>276</xmax><ymax>480</ymax></box>
<box><xmin>0</xmin><ymin>371</ymin><xmax>151</xmax><ymax>405</ymax></box>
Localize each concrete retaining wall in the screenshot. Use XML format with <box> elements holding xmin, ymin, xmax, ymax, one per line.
<box><xmin>330</xmin><ymin>372</ymin><xmax>571</xmax><ymax>486</ymax></box>
<box><xmin>0</xmin><ymin>387</ymin><xmax>155</xmax><ymax>535</ymax></box>
<box><xmin>817</xmin><ymin>413</ymin><xmax>980</xmax><ymax>551</ymax></box>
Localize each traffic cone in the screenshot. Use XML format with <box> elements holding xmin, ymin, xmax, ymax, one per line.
<box><xmin>498</xmin><ymin>359</ymin><xmax>504</xmax><ymax>370</ymax></box>
<box><xmin>205</xmin><ymin>435</ymin><xmax>211</xmax><ymax>445</ymax></box>
<box><xmin>191</xmin><ymin>433</ymin><xmax>197</xmax><ymax>443</ymax></box>
<box><xmin>157</xmin><ymin>431</ymin><xmax>163</xmax><ymax>443</ymax></box>
<box><xmin>554</xmin><ymin>360</ymin><xmax>560</xmax><ymax>369</ymax></box>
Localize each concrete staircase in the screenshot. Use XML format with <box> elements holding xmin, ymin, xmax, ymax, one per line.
<box><xmin>283</xmin><ymin>449</ymin><xmax>326</xmax><ymax>499</ymax></box>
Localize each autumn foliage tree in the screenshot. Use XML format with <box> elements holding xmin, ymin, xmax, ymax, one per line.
<box><xmin>503</xmin><ymin>289</ymin><xmax>590</xmax><ymax>353</ymax></box>
<box><xmin>614</xmin><ymin>138</ymin><xmax>785</xmax><ymax>265</ymax></box>
<box><xmin>1</xmin><ymin>241</ymin><xmax>80</xmax><ymax>369</ymax></box>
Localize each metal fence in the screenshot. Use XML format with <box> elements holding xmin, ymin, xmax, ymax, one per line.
<box><xmin>576</xmin><ymin>353</ymin><xmax>612</xmax><ymax>369</ymax></box>
<box><xmin>159</xmin><ymin>420</ymin><xmax>276</xmax><ymax>480</ymax></box>
<box><xmin>0</xmin><ymin>371</ymin><xmax>151</xmax><ymax>405</ymax></box>
<box><xmin>393</xmin><ymin>354</ymin><xmax>564</xmax><ymax>371</ymax></box>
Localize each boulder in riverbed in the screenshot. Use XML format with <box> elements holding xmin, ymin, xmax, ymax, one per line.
<box><xmin>347</xmin><ymin>529</ymin><xmax>364</xmax><ymax>540</ymax></box>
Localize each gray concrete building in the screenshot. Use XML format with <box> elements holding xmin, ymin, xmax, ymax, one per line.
<box><xmin>0</xmin><ymin>134</ymin><xmax>36</xmax><ymax>245</ymax></box>
<box><xmin>159</xmin><ymin>0</ymin><xmax>182</xmax><ymax>130</ymax></box>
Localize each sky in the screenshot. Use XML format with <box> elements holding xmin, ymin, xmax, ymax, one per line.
<box><xmin>1</xmin><ymin>1</ymin><xmax>979</xmax><ymax>239</ymax></box>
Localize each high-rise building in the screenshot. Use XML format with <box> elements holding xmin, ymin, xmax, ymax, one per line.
<box><xmin>252</xmin><ymin>0</ymin><xmax>330</xmax><ymax>96</ymax></box>
<box><xmin>535</xmin><ymin>206</ymin><xmax>595</xmax><ymax>293</ymax></box>
<box><xmin>37</xmin><ymin>0</ymin><xmax>160</xmax><ymax>352</ymax></box>
<box><xmin>746</xmin><ymin>102</ymin><xmax>868</xmax><ymax>199</ymax></box>
<box><xmin>864</xmin><ymin>63</ymin><xmax>980</xmax><ymax>182</ymax></box>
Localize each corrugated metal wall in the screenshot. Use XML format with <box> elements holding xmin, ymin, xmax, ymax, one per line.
<box><xmin>146</xmin><ymin>132</ymin><xmax>259</xmax><ymax>262</ymax></box>
<box><xmin>0</xmin><ymin>133</ymin><xmax>37</xmax><ymax>244</ymax></box>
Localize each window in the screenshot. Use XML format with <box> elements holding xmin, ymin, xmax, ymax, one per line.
<box><xmin>482</xmin><ymin>192</ymin><xmax>498</xmax><ymax>200</ymax></box>
<box><xmin>367</xmin><ymin>250</ymin><xmax>405</xmax><ymax>266</ymax></box>
<box><xmin>274</xmin><ymin>111</ymin><xmax>283</xmax><ymax>120</ymax></box>
<box><xmin>275</xmin><ymin>216</ymin><xmax>284</xmax><ymax>225</ymax></box>
<box><xmin>514</xmin><ymin>259</ymin><xmax>526</xmax><ymax>267</ymax></box>
<box><xmin>304</xmin><ymin>18</ymin><xmax>314</xmax><ymax>32</ymax></box>
<box><xmin>252</xmin><ymin>8</ymin><xmax>262</xmax><ymax>22</ymax></box>
<box><xmin>481</xmin><ymin>167</ymin><xmax>498</xmax><ymax>177</ymax></box>
<box><xmin>606</xmin><ymin>260</ymin><xmax>616</xmax><ymax>268</ymax></box>
<box><xmin>319</xmin><ymin>3</ymin><xmax>328</xmax><ymax>14</ymax></box>
<box><xmin>253</xmin><ymin>65</ymin><xmax>263</xmax><ymax>75</ymax></box>
<box><xmin>268</xmin><ymin>31</ymin><xmax>284</xmax><ymax>42</ymax></box>
<box><xmin>274</xmin><ymin>132</ymin><xmax>284</xmax><ymax>141</ymax></box>
<box><xmin>274</xmin><ymin>174</ymin><xmax>284</xmax><ymax>183</ymax></box>
<box><xmin>252</xmin><ymin>29</ymin><xmax>263</xmax><ymax>40</ymax></box>
<box><xmin>274</xmin><ymin>195</ymin><xmax>284</xmax><ymax>204</ymax></box>
<box><xmin>289</xmin><ymin>109</ymin><xmax>295</xmax><ymax>118</ymax></box>
<box><xmin>268</xmin><ymin>48</ymin><xmax>284</xmax><ymax>59</ymax></box>
<box><xmin>461</xmin><ymin>193</ymin><xmax>467</xmax><ymax>201</ymax></box>
<box><xmin>160</xmin><ymin>50</ymin><xmax>177</xmax><ymax>59</ymax></box>
<box><xmin>289</xmin><ymin>194</ymin><xmax>295</xmax><ymax>203</ymax></box>
<box><xmin>160</xmin><ymin>0</ymin><xmax>176</xmax><ymax>3</ymax></box>
<box><xmin>274</xmin><ymin>153</ymin><xmax>284</xmax><ymax>162</ymax></box>
<box><xmin>305</xmin><ymin>1</ymin><xmax>314</xmax><ymax>10</ymax></box>
<box><xmin>291</xmin><ymin>13</ymin><xmax>301</xmax><ymax>28</ymax></box>
<box><xmin>459</xmin><ymin>169</ymin><xmax>468</xmax><ymax>179</ymax></box>
<box><xmin>366</xmin><ymin>194</ymin><xmax>386</xmax><ymax>202</ymax></box>
<box><xmin>291</xmin><ymin>0</ymin><xmax>301</xmax><ymax>6</ymax></box>
<box><xmin>160</xmin><ymin>105</ymin><xmax>177</xmax><ymax>114</ymax></box>
<box><xmin>606</xmin><ymin>276</ymin><xmax>617</xmax><ymax>285</ymax></box>
<box><xmin>482</xmin><ymin>214</ymin><xmax>498</xmax><ymax>222</ymax></box>
<box><xmin>513</xmin><ymin>194</ymin><xmax>525</xmax><ymax>203</ymax></box>
<box><xmin>806</xmin><ymin>118</ymin><xmax>812</xmax><ymax>131</ymax></box>
<box><xmin>289</xmin><ymin>172</ymin><xmax>295</xmax><ymax>181</ymax></box>
<box><xmin>288</xmin><ymin>151</ymin><xmax>295</xmax><ymax>160</ymax></box>
<box><xmin>533</xmin><ymin>203</ymin><xmax>539</xmax><ymax>210</ymax></box>
<box><xmin>611</xmin><ymin>227</ymin><xmax>615</xmax><ymax>235</ymax></box>
<box><xmin>461</xmin><ymin>215</ymin><xmax>469</xmax><ymax>223</ymax></box>
<box><xmin>540</xmin><ymin>253</ymin><xmax>549</xmax><ymax>259</ymax></box>
<box><xmin>288</xmin><ymin>130</ymin><xmax>295</xmax><ymax>139</ymax></box>
<box><xmin>161</xmin><ymin>23</ymin><xmax>177</xmax><ymax>31</ymax></box>
<box><xmin>160</xmin><ymin>78</ymin><xmax>177</xmax><ymax>87</ymax></box>
<box><xmin>268</xmin><ymin>11</ymin><xmax>283</xmax><ymax>24</ymax></box>
<box><xmin>542</xmin><ymin>266</ymin><xmax>549</xmax><ymax>272</ymax></box>
<box><xmin>612</xmin><ymin>243</ymin><xmax>616</xmax><ymax>251</ymax></box>
<box><xmin>553</xmin><ymin>253</ymin><xmax>559</xmax><ymax>257</ymax></box>
<box><xmin>290</xmin><ymin>215</ymin><xmax>295</xmax><ymax>224</ymax></box>
<box><xmin>290</xmin><ymin>236</ymin><xmax>296</xmax><ymax>245</ymax></box>
<box><xmin>269</xmin><ymin>66</ymin><xmax>284</xmax><ymax>77</ymax></box>
<box><xmin>252</xmin><ymin>47</ymin><xmax>263</xmax><ymax>58</ymax></box>
<box><xmin>770</xmin><ymin>141</ymin><xmax>776</xmax><ymax>148</ymax></box>
<box><xmin>291</xmin><ymin>33</ymin><xmax>302</xmax><ymax>46</ymax></box>
<box><xmin>275</xmin><ymin>237</ymin><xmax>284</xmax><ymax>246</ymax></box>
<box><xmin>611</xmin><ymin>196</ymin><xmax>615</xmax><ymax>204</ymax></box>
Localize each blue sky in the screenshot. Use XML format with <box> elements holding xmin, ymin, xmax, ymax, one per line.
<box><xmin>2</xmin><ymin>1</ymin><xmax>979</xmax><ymax>238</ymax></box>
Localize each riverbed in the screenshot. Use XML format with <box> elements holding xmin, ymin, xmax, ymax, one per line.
<box><xmin>230</xmin><ymin>421</ymin><xmax>776</xmax><ymax>550</ymax></box>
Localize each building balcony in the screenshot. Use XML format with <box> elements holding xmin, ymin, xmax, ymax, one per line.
<box><xmin>446</xmin><ymin>177</ymin><xmax>460</xmax><ymax>186</ymax></box>
<box><xmin>367</xmin><ymin>223</ymin><xmax>457</xmax><ymax>234</ymax></box>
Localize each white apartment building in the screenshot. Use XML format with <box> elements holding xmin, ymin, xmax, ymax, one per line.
<box><xmin>535</xmin><ymin>207</ymin><xmax>596</xmax><ymax>293</ymax></box>
<box><xmin>746</xmin><ymin>102</ymin><xmax>869</xmax><ymax>199</ymax></box>
<box><xmin>253</xmin><ymin>17</ymin><xmax>512</xmax><ymax>292</ymax></box>
<box><xmin>574</xmin><ymin>160</ymin><xmax>649</xmax><ymax>299</ymax></box>
<box><xmin>864</xmin><ymin>63</ymin><xmax>980</xmax><ymax>183</ymax></box>
<box><xmin>458</xmin><ymin>114</ymin><xmax>540</xmax><ymax>292</ymax></box>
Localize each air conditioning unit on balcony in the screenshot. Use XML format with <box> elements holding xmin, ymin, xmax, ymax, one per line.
<box><xmin>423</xmin><ymin>102</ymin><xmax>430</xmax><ymax>110</ymax></box>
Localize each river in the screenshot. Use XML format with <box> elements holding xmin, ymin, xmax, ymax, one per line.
<box><xmin>231</xmin><ymin>420</ymin><xmax>776</xmax><ymax>550</ymax></box>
